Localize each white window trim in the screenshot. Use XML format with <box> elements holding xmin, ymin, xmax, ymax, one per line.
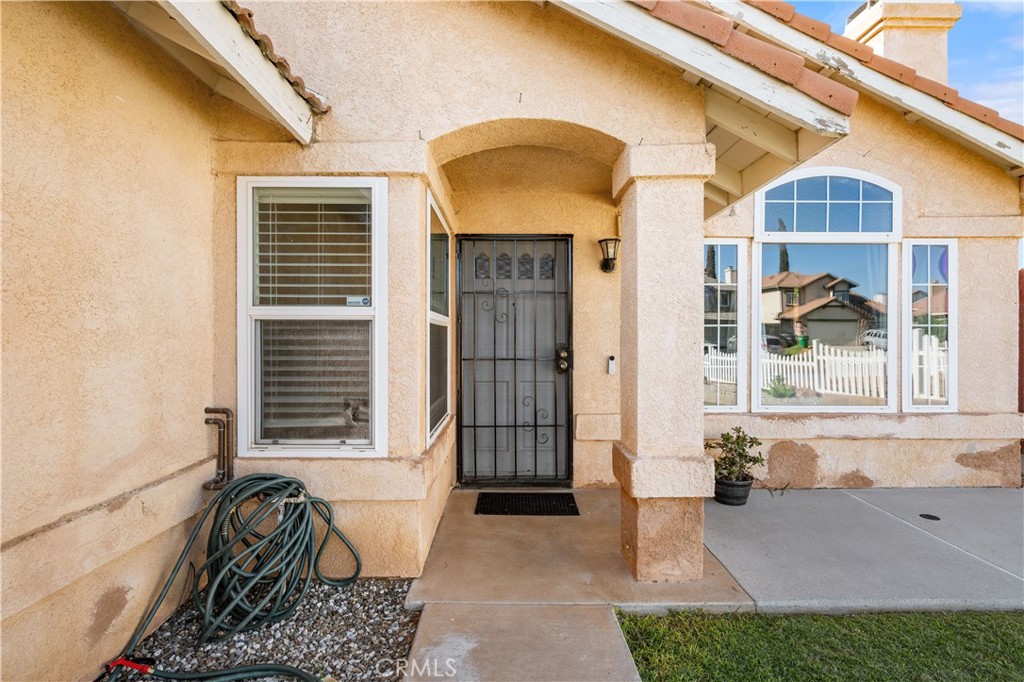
<box><xmin>426</xmin><ymin>191</ymin><xmax>453</xmax><ymax>446</ymax></box>
<box><xmin>754</xmin><ymin>166</ymin><xmax>903</xmax><ymax>244</ymax></box>
<box><xmin>704</xmin><ymin>238</ymin><xmax>748</xmax><ymax>413</ymax></box>
<box><xmin>752</xmin><ymin>168</ymin><xmax>901</xmax><ymax>414</ymax></box>
<box><xmin>901</xmin><ymin>239</ymin><xmax>958</xmax><ymax>413</ymax></box>
<box><xmin>236</xmin><ymin>176</ymin><xmax>389</xmax><ymax>458</ymax></box>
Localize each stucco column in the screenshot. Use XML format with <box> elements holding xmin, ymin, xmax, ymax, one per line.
<box><xmin>611</xmin><ymin>144</ymin><xmax>716</xmax><ymax>582</ymax></box>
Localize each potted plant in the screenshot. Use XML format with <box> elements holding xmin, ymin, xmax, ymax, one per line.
<box><xmin>705</xmin><ymin>427</ymin><xmax>764</xmax><ymax>506</ymax></box>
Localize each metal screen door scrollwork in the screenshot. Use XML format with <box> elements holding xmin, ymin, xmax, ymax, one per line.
<box><xmin>457</xmin><ymin>237</ymin><xmax>572</xmax><ymax>484</ymax></box>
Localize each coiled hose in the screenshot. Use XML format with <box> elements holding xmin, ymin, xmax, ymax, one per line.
<box><xmin>106</xmin><ymin>473</ymin><xmax>361</xmax><ymax>682</ymax></box>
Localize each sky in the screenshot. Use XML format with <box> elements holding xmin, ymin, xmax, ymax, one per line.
<box><xmin>796</xmin><ymin>1</ymin><xmax>1024</xmax><ymax>267</ymax></box>
<box><xmin>798</xmin><ymin>0</ymin><xmax>1024</xmax><ymax>124</ymax></box>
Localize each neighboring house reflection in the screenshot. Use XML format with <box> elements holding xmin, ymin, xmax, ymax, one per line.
<box><xmin>761</xmin><ymin>270</ymin><xmax>885</xmax><ymax>346</ymax></box>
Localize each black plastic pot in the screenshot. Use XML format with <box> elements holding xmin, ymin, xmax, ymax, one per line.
<box><xmin>714</xmin><ymin>478</ymin><xmax>753</xmax><ymax>506</ymax></box>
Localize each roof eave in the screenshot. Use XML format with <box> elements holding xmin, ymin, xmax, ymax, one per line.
<box><xmin>159</xmin><ymin>0</ymin><xmax>317</xmax><ymax>144</ymax></box>
<box><xmin>555</xmin><ymin>0</ymin><xmax>851</xmax><ymax>136</ymax></box>
<box><xmin>116</xmin><ymin>0</ymin><xmax>321</xmax><ymax>145</ymax></box>
<box><xmin>711</xmin><ymin>1</ymin><xmax>1024</xmax><ymax>176</ymax></box>
<box><xmin>552</xmin><ymin>0</ymin><xmax>853</xmax><ymax>215</ymax></box>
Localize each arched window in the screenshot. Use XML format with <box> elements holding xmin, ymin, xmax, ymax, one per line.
<box><xmin>751</xmin><ymin>168</ymin><xmax>942</xmax><ymax>414</ymax></box>
<box><xmin>761</xmin><ymin>172</ymin><xmax>899</xmax><ymax>237</ymax></box>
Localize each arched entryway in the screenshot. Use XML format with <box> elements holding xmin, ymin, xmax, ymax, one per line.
<box><xmin>429</xmin><ymin>119</ymin><xmax>627</xmax><ymax>487</ymax></box>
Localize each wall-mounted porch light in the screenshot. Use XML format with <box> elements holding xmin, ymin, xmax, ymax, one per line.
<box><xmin>599</xmin><ymin>238</ymin><xmax>621</xmax><ymax>273</ymax></box>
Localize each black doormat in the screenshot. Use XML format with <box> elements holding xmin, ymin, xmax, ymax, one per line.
<box><xmin>474</xmin><ymin>492</ymin><xmax>580</xmax><ymax>516</ymax></box>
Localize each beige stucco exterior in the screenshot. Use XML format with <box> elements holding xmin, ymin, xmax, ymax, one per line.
<box><xmin>2</xmin><ymin>3</ymin><xmax>220</xmax><ymax>680</ymax></box>
<box><xmin>706</xmin><ymin>95</ymin><xmax>1023</xmax><ymax>489</ymax></box>
<box><xmin>843</xmin><ymin>1</ymin><xmax>962</xmax><ymax>83</ymax></box>
<box><xmin>2</xmin><ymin>1</ymin><xmax>1022</xmax><ymax>679</ymax></box>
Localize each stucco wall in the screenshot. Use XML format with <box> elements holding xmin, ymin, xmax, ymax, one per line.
<box><xmin>3</xmin><ymin>2</ymin><xmax>1021</xmax><ymax>678</ymax></box>
<box><xmin>208</xmin><ymin>0</ymin><xmax>707</xmax><ymax>557</ymax></box>
<box><xmin>1</xmin><ymin>3</ymin><xmax>220</xmax><ymax>679</ymax></box>
<box><xmin>450</xmin><ymin>188</ymin><xmax>621</xmax><ymax>485</ymax></box>
<box><xmin>705</xmin><ymin>95</ymin><xmax>1024</xmax><ymax>488</ymax></box>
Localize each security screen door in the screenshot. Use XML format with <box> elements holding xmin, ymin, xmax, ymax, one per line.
<box><xmin>457</xmin><ymin>237</ymin><xmax>572</xmax><ymax>484</ymax></box>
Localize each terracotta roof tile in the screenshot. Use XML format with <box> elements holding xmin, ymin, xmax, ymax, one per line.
<box><xmin>824</xmin><ymin>32</ymin><xmax>873</xmax><ymax>63</ymax></box>
<box><xmin>221</xmin><ymin>1</ymin><xmax>330</xmax><ymax>115</ymax></box>
<box><xmin>995</xmin><ymin>118</ymin><xmax>1024</xmax><ymax>140</ymax></box>
<box><xmin>736</xmin><ymin>0</ymin><xmax>1023</xmax><ymax>140</ymax></box>
<box><xmin>745</xmin><ymin>0</ymin><xmax>795</xmax><ymax>23</ymax></box>
<box><xmin>912</xmin><ymin>75</ymin><xmax>958</xmax><ymax>105</ymax></box>
<box><xmin>778</xmin><ymin>297</ymin><xmax>840</xmax><ymax>320</ymax></box>
<box><xmin>720</xmin><ymin>29</ymin><xmax>805</xmax><ymax>85</ymax></box>
<box><xmin>787</xmin><ymin>13</ymin><xmax>831</xmax><ymax>41</ymax></box>
<box><xmin>951</xmin><ymin>96</ymin><xmax>1000</xmax><ymax>124</ymax></box>
<box><xmin>634</xmin><ymin>2</ymin><xmax>856</xmax><ymax>115</ymax></box>
<box><xmin>651</xmin><ymin>0</ymin><xmax>733</xmax><ymax>46</ymax></box>
<box><xmin>864</xmin><ymin>53</ymin><xmax>917</xmax><ymax>86</ymax></box>
<box><xmin>794</xmin><ymin>68</ymin><xmax>858</xmax><ymax>116</ymax></box>
<box><xmin>763</xmin><ymin>271</ymin><xmax>832</xmax><ymax>289</ymax></box>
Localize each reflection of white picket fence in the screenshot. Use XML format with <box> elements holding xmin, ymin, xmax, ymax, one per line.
<box><xmin>760</xmin><ymin>339</ymin><xmax>887</xmax><ymax>399</ymax></box>
<box><xmin>911</xmin><ymin>331</ymin><xmax>948</xmax><ymax>401</ymax></box>
<box><xmin>703</xmin><ymin>348</ymin><xmax>737</xmax><ymax>384</ymax></box>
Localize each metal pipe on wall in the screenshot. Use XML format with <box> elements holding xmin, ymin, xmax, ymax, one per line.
<box><xmin>203</xmin><ymin>407</ymin><xmax>236</xmax><ymax>490</ymax></box>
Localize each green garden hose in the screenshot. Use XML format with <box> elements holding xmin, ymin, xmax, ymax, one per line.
<box><xmin>105</xmin><ymin>473</ymin><xmax>361</xmax><ymax>682</ymax></box>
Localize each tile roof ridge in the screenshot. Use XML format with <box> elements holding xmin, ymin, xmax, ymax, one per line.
<box><xmin>741</xmin><ymin>0</ymin><xmax>1023</xmax><ymax>140</ymax></box>
<box><xmin>631</xmin><ymin>0</ymin><xmax>859</xmax><ymax>115</ymax></box>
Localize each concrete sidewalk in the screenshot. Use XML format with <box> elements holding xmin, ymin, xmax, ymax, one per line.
<box><xmin>704</xmin><ymin>487</ymin><xmax>1024</xmax><ymax>613</ymax></box>
<box><xmin>404</xmin><ymin>487</ymin><xmax>1023</xmax><ymax>681</ymax></box>
<box><xmin>404</xmin><ymin>604</ymin><xmax>640</xmax><ymax>682</ymax></box>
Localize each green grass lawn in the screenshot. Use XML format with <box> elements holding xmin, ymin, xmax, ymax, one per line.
<box><xmin>619</xmin><ymin>611</ymin><xmax>1024</xmax><ymax>682</ymax></box>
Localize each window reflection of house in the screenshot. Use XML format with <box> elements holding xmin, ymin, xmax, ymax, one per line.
<box><xmin>761</xmin><ymin>271</ymin><xmax>884</xmax><ymax>345</ymax></box>
<box><xmin>704</xmin><ymin>265</ymin><xmax>738</xmax><ymax>350</ymax></box>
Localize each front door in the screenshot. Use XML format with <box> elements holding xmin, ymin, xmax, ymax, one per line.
<box><xmin>457</xmin><ymin>237</ymin><xmax>572</xmax><ymax>485</ymax></box>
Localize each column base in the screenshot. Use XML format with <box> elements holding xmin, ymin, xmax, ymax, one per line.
<box><xmin>613</xmin><ymin>442</ymin><xmax>712</xmax><ymax>582</ymax></box>
<box><xmin>620</xmin><ymin>491</ymin><xmax>704</xmax><ymax>582</ymax></box>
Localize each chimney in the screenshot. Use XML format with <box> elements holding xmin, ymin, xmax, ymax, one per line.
<box><xmin>844</xmin><ymin>1</ymin><xmax>962</xmax><ymax>83</ymax></box>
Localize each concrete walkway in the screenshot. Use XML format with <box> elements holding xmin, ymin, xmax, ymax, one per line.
<box><xmin>405</xmin><ymin>604</ymin><xmax>640</xmax><ymax>682</ymax></box>
<box><xmin>704</xmin><ymin>487</ymin><xmax>1024</xmax><ymax>613</ymax></box>
<box><xmin>404</xmin><ymin>487</ymin><xmax>1024</xmax><ymax>681</ymax></box>
<box><xmin>406</xmin><ymin>490</ymin><xmax>752</xmax><ymax>612</ymax></box>
<box><xmin>404</xmin><ymin>489</ymin><xmax>749</xmax><ymax>681</ymax></box>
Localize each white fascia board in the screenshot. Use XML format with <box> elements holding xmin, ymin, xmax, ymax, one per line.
<box><xmin>552</xmin><ymin>0</ymin><xmax>850</xmax><ymax>136</ymax></box>
<box><xmin>159</xmin><ymin>0</ymin><xmax>315</xmax><ymax>145</ymax></box>
<box><xmin>712</xmin><ymin>1</ymin><xmax>1023</xmax><ymax>171</ymax></box>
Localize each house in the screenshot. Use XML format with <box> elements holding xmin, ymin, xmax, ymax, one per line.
<box><xmin>760</xmin><ymin>270</ymin><xmax>883</xmax><ymax>344</ymax></box>
<box><xmin>2</xmin><ymin>1</ymin><xmax>1022</xmax><ymax>679</ymax></box>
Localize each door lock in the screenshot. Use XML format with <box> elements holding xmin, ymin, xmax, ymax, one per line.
<box><xmin>555</xmin><ymin>345</ymin><xmax>572</xmax><ymax>374</ymax></box>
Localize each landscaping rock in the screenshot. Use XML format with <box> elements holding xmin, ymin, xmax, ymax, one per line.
<box><xmin>132</xmin><ymin>579</ymin><xmax>419</xmax><ymax>682</ymax></box>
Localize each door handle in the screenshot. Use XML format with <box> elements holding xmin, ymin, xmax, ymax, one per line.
<box><xmin>556</xmin><ymin>346</ymin><xmax>571</xmax><ymax>374</ymax></box>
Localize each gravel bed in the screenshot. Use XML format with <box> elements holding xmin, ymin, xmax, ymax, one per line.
<box><xmin>131</xmin><ymin>579</ymin><xmax>420</xmax><ymax>682</ymax></box>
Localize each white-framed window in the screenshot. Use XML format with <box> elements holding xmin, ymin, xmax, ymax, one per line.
<box><xmin>753</xmin><ymin>168</ymin><xmax>900</xmax><ymax>413</ymax></box>
<box><xmin>704</xmin><ymin>239</ymin><xmax>747</xmax><ymax>412</ymax></box>
<box><xmin>236</xmin><ymin>176</ymin><xmax>388</xmax><ymax>457</ymax></box>
<box><xmin>427</xmin><ymin>192</ymin><xmax>452</xmax><ymax>444</ymax></box>
<box><xmin>902</xmin><ymin>240</ymin><xmax>957</xmax><ymax>412</ymax></box>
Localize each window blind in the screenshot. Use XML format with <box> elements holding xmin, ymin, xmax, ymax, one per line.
<box><xmin>254</xmin><ymin>187</ymin><xmax>372</xmax><ymax>307</ymax></box>
<box><xmin>258</xmin><ymin>319</ymin><xmax>372</xmax><ymax>443</ymax></box>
